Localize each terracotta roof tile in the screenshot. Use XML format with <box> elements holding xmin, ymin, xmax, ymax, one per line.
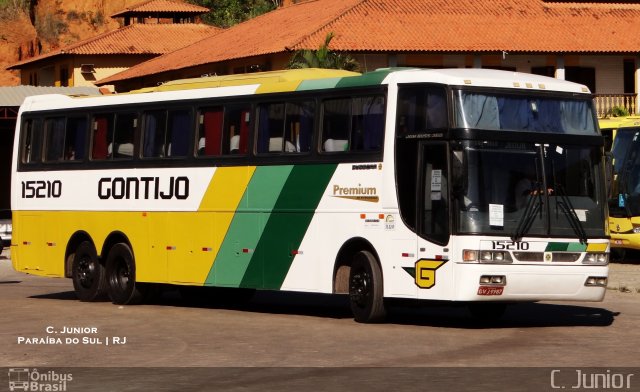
<box><xmin>98</xmin><ymin>0</ymin><xmax>640</xmax><ymax>84</ymax></box>
<box><xmin>8</xmin><ymin>24</ymin><xmax>219</xmax><ymax>69</ymax></box>
<box><xmin>110</xmin><ymin>0</ymin><xmax>210</xmax><ymax>17</ymax></box>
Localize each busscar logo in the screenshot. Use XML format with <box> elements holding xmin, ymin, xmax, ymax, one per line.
<box><xmin>332</xmin><ymin>184</ymin><xmax>379</xmax><ymax>203</ymax></box>
<box><xmin>7</xmin><ymin>368</ymin><xmax>73</xmax><ymax>391</ymax></box>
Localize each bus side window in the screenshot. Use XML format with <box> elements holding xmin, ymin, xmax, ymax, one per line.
<box><xmin>21</xmin><ymin>118</ymin><xmax>43</xmax><ymax>164</ymax></box>
<box><xmin>322</xmin><ymin>98</ymin><xmax>350</xmax><ymax>152</ymax></box>
<box><xmin>351</xmin><ymin>96</ymin><xmax>384</xmax><ymax>151</ymax></box>
<box><xmin>167</xmin><ymin>109</ymin><xmax>191</xmax><ymax>157</ymax></box>
<box><xmin>110</xmin><ymin>113</ymin><xmax>137</xmax><ymax>159</ymax></box>
<box><xmin>257</xmin><ymin>103</ymin><xmax>286</xmax><ymax>153</ymax></box>
<box><xmin>224</xmin><ymin>105</ymin><xmax>250</xmax><ymax>155</ymax></box>
<box><xmin>44</xmin><ymin>117</ymin><xmax>66</xmax><ymax>162</ymax></box>
<box><xmin>287</xmin><ymin>101</ymin><xmax>314</xmax><ymax>153</ymax></box>
<box><xmin>397</xmin><ymin>86</ymin><xmax>447</xmax><ymax>134</ymax></box>
<box><xmin>91</xmin><ymin>114</ymin><xmax>113</xmax><ymax>160</ymax></box>
<box><xmin>142</xmin><ymin>110</ymin><xmax>166</xmax><ymax>158</ymax></box>
<box><xmin>257</xmin><ymin>101</ymin><xmax>314</xmax><ymax>154</ymax></box>
<box><xmin>198</xmin><ymin>106</ymin><xmax>223</xmax><ymax>156</ymax></box>
<box><xmin>65</xmin><ymin>117</ymin><xmax>88</xmax><ymax>161</ymax></box>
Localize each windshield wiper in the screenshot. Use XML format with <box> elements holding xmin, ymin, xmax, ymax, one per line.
<box><xmin>511</xmin><ymin>181</ymin><xmax>543</xmax><ymax>242</ymax></box>
<box><xmin>554</xmin><ymin>184</ymin><xmax>588</xmax><ymax>244</ymax></box>
<box><xmin>548</xmin><ymin>156</ymin><xmax>588</xmax><ymax>244</ymax></box>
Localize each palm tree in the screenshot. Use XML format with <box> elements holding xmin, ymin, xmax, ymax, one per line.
<box><xmin>287</xmin><ymin>32</ymin><xmax>360</xmax><ymax>71</ymax></box>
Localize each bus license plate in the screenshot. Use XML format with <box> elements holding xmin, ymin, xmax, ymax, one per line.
<box><xmin>477</xmin><ymin>286</ymin><xmax>504</xmax><ymax>296</ymax></box>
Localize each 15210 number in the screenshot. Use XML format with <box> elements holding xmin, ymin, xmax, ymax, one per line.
<box><xmin>21</xmin><ymin>180</ymin><xmax>62</xmax><ymax>199</ymax></box>
<box><xmin>491</xmin><ymin>240</ymin><xmax>529</xmax><ymax>250</ymax></box>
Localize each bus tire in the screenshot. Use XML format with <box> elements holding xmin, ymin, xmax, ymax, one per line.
<box><xmin>71</xmin><ymin>241</ymin><xmax>107</xmax><ymax>301</ymax></box>
<box><xmin>349</xmin><ymin>250</ymin><xmax>386</xmax><ymax>323</ymax></box>
<box><xmin>105</xmin><ymin>243</ymin><xmax>144</xmax><ymax>305</ymax></box>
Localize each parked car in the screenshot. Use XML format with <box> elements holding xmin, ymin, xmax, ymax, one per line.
<box><xmin>0</xmin><ymin>219</ymin><xmax>11</xmax><ymax>254</ymax></box>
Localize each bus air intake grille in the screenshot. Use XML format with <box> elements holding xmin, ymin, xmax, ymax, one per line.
<box><xmin>513</xmin><ymin>252</ymin><xmax>544</xmax><ymax>262</ymax></box>
<box><xmin>551</xmin><ymin>252</ymin><xmax>581</xmax><ymax>262</ymax></box>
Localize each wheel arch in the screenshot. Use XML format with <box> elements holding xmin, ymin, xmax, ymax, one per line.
<box><xmin>100</xmin><ymin>231</ymin><xmax>133</xmax><ymax>262</ymax></box>
<box><xmin>332</xmin><ymin>237</ymin><xmax>381</xmax><ymax>294</ymax></box>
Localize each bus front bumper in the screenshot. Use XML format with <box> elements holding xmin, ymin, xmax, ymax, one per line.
<box><xmin>454</xmin><ymin>263</ymin><xmax>609</xmax><ymax>302</ymax></box>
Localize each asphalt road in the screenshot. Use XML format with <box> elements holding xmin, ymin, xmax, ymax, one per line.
<box><xmin>1</xmin><ymin>249</ymin><xmax>639</xmax><ymax>391</ymax></box>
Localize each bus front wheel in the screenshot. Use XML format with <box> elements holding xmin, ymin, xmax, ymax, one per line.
<box><xmin>71</xmin><ymin>241</ymin><xmax>106</xmax><ymax>301</ymax></box>
<box><xmin>349</xmin><ymin>250</ymin><xmax>386</xmax><ymax>323</ymax></box>
<box><xmin>105</xmin><ymin>243</ymin><xmax>144</xmax><ymax>305</ymax></box>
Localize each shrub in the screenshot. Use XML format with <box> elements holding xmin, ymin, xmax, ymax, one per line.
<box><xmin>608</xmin><ymin>105</ymin><xmax>631</xmax><ymax>118</ymax></box>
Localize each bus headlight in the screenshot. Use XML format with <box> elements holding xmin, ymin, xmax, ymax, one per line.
<box><xmin>583</xmin><ymin>252</ymin><xmax>609</xmax><ymax>265</ymax></box>
<box><xmin>463</xmin><ymin>250</ymin><xmax>512</xmax><ymax>263</ymax></box>
<box><xmin>481</xmin><ymin>251</ymin><xmax>493</xmax><ymax>261</ymax></box>
<box><xmin>585</xmin><ymin>276</ymin><xmax>608</xmax><ymax>287</ymax></box>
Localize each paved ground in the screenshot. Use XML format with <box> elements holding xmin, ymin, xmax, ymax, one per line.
<box><xmin>608</xmin><ymin>261</ymin><xmax>640</xmax><ymax>293</ymax></box>
<box><xmin>1</xmin><ymin>248</ymin><xmax>639</xmax><ymax>391</ymax></box>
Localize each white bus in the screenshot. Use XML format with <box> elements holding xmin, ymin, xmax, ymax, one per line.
<box><xmin>11</xmin><ymin>68</ymin><xmax>609</xmax><ymax>322</ymax></box>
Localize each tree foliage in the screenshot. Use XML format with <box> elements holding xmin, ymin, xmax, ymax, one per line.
<box><xmin>186</xmin><ymin>0</ymin><xmax>278</xmax><ymax>28</ymax></box>
<box><xmin>287</xmin><ymin>32</ymin><xmax>360</xmax><ymax>71</ymax></box>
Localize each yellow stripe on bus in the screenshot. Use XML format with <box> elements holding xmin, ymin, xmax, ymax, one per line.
<box><xmin>586</xmin><ymin>243</ymin><xmax>608</xmax><ymax>252</ymax></box>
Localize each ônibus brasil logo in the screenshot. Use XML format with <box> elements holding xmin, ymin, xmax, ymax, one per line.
<box><xmin>8</xmin><ymin>368</ymin><xmax>72</xmax><ymax>391</ymax></box>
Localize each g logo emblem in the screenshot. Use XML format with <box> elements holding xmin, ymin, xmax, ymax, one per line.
<box><xmin>415</xmin><ymin>259</ymin><xmax>446</xmax><ymax>288</ymax></box>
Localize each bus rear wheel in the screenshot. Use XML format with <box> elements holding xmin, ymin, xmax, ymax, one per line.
<box><xmin>71</xmin><ymin>241</ymin><xmax>106</xmax><ymax>301</ymax></box>
<box><xmin>349</xmin><ymin>250</ymin><xmax>386</xmax><ymax>323</ymax></box>
<box><xmin>105</xmin><ymin>243</ymin><xmax>144</xmax><ymax>305</ymax></box>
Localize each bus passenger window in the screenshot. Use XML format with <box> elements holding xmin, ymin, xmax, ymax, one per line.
<box><xmin>322</xmin><ymin>98</ymin><xmax>350</xmax><ymax>152</ymax></box>
<box><xmin>65</xmin><ymin>117</ymin><xmax>88</xmax><ymax>161</ymax></box>
<box><xmin>257</xmin><ymin>101</ymin><xmax>314</xmax><ymax>154</ymax></box>
<box><xmin>197</xmin><ymin>106</ymin><xmax>223</xmax><ymax>156</ymax></box>
<box><xmin>21</xmin><ymin>119</ymin><xmax>43</xmax><ymax>164</ymax></box>
<box><xmin>257</xmin><ymin>103</ymin><xmax>285</xmax><ymax>153</ymax></box>
<box><xmin>143</xmin><ymin>111</ymin><xmax>166</xmax><ymax>158</ymax></box>
<box><xmin>224</xmin><ymin>105</ymin><xmax>250</xmax><ymax>155</ymax></box>
<box><xmin>287</xmin><ymin>101</ymin><xmax>314</xmax><ymax>153</ymax></box>
<box><xmin>44</xmin><ymin>117</ymin><xmax>66</xmax><ymax>162</ymax></box>
<box><xmin>351</xmin><ymin>96</ymin><xmax>384</xmax><ymax>151</ymax></box>
<box><xmin>167</xmin><ymin>109</ymin><xmax>191</xmax><ymax>157</ymax></box>
<box><xmin>114</xmin><ymin>113</ymin><xmax>137</xmax><ymax>158</ymax></box>
<box><xmin>91</xmin><ymin>114</ymin><xmax>112</xmax><ymax>160</ymax></box>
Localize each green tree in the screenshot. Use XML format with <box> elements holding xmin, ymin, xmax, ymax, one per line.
<box><xmin>287</xmin><ymin>32</ymin><xmax>360</xmax><ymax>71</ymax></box>
<box><xmin>186</xmin><ymin>0</ymin><xmax>277</xmax><ymax>28</ymax></box>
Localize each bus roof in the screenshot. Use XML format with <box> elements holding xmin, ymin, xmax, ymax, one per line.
<box><xmin>599</xmin><ymin>116</ymin><xmax>640</xmax><ymax>131</ymax></box>
<box><xmin>19</xmin><ymin>68</ymin><xmax>592</xmax><ymax>112</ymax></box>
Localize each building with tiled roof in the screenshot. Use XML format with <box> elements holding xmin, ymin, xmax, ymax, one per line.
<box><xmin>98</xmin><ymin>0</ymin><xmax>640</xmax><ymax>116</ymax></box>
<box><xmin>110</xmin><ymin>0</ymin><xmax>211</xmax><ymax>25</ymax></box>
<box><xmin>7</xmin><ymin>0</ymin><xmax>217</xmax><ymax>91</ymax></box>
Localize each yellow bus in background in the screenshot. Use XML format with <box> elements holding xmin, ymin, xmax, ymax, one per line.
<box><xmin>603</xmin><ymin>117</ymin><xmax>640</xmax><ymax>258</ymax></box>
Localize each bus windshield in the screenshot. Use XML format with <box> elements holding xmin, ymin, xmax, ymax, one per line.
<box><xmin>453</xmin><ymin>140</ymin><xmax>605</xmax><ymax>239</ymax></box>
<box><xmin>454</xmin><ymin>91</ymin><xmax>597</xmax><ymax>134</ymax></box>
<box><xmin>611</xmin><ymin>128</ymin><xmax>640</xmax><ymax>217</ymax></box>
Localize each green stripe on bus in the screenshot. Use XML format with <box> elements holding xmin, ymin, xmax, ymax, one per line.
<box><xmin>296</xmin><ymin>77</ymin><xmax>344</xmax><ymax>91</ymax></box>
<box><xmin>334</xmin><ymin>68</ymin><xmax>394</xmax><ymax>89</ymax></box>
<box><xmin>206</xmin><ymin>166</ymin><xmax>294</xmax><ymax>287</ymax></box>
<box><xmin>545</xmin><ymin>243</ymin><xmax>568</xmax><ymax>251</ymax></box>
<box><xmin>240</xmin><ymin>164</ymin><xmax>337</xmax><ymax>289</ymax></box>
<box><xmin>566</xmin><ymin>242</ymin><xmax>587</xmax><ymax>252</ymax></box>
<box><xmin>545</xmin><ymin>242</ymin><xmax>587</xmax><ymax>252</ymax></box>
